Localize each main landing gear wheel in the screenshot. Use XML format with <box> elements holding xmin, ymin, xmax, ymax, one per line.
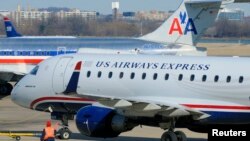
<box><xmin>0</xmin><ymin>83</ymin><xmax>13</xmax><ymax>95</ymax></box>
<box><xmin>161</xmin><ymin>131</ymin><xmax>177</xmax><ymax>141</ymax></box>
<box><xmin>175</xmin><ymin>131</ymin><xmax>187</xmax><ymax>141</ymax></box>
<box><xmin>161</xmin><ymin>131</ymin><xmax>187</xmax><ymax>141</ymax></box>
<box><xmin>58</xmin><ymin>127</ymin><xmax>72</xmax><ymax>140</ymax></box>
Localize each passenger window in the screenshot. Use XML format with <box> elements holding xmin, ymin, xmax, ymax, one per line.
<box><xmin>178</xmin><ymin>74</ymin><xmax>183</xmax><ymax>81</ymax></box>
<box><xmin>108</xmin><ymin>72</ymin><xmax>113</xmax><ymax>78</ymax></box>
<box><xmin>130</xmin><ymin>72</ymin><xmax>135</xmax><ymax>79</ymax></box>
<box><xmin>97</xmin><ymin>71</ymin><xmax>102</xmax><ymax>78</ymax></box>
<box><xmin>30</xmin><ymin>66</ymin><xmax>39</xmax><ymax>75</ymax></box>
<box><xmin>227</xmin><ymin>76</ymin><xmax>231</xmax><ymax>83</ymax></box>
<box><xmin>142</xmin><ymin>73</ymin><xmax>146</xmax><ymax>80</ymax></box>
<box><xmin>165</xmin><ymin>73</ymin><xmax>169</xmax><ymax>80</ymax></box>
<box><xmin>119</xmin><ymin>72</ymin><xmax>124</xmax><ymax>79</ymax></box>
<box><xmin>214</xmin><ymin>75</ymin><xmax>219</xmax><ymax>82</ymax></box>
<box><xmin>190</xmin><ymin>74</ymin><xmax>195</xmax><ymax>81</ymax></box>
<box><xmin>153</xmin><ymin>73</ymin><xmax>158</xmax><ymax>80</ymax></box>
<box><xmin>87</xmin><ymin>71</ymin><xmax>91</xmax><ymax>78</ymax></box>
<box><xmin>239</xmin><ymin>76</ymin><xmax>244</xmax><ymax>83</ymax></box>
<box><xmin>202</xmin><ymin>75</ymin><xmax>207</xmax><ymax>82</ymax></box>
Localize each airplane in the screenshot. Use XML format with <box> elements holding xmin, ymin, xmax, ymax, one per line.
<box><xmin>10</xmin><ymin>0</ymin><xmax>250</xmax><ymax>140</ymax></box>
<box><xmin>3</xmin><ymin>16</ymin><xmax>76</xmax><ymax>38</ymax></box>
<box><xmin>2</xmin><ymin>0</ymin><xmax>227</xmax><ymax>96</ymax></box>
<box><xmin>11</xmin><ymin>49</ymin><xmax>250</xmax><ymax>141</ymax></box>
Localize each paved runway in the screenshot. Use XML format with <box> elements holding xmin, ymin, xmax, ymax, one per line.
<box><xmin>0</xmin><ymin>95</ymin><xmax>207</xmax><ymax>141</ymax></box>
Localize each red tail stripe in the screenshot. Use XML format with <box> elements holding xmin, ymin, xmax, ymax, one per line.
<box><xmin>183</xmin><ymin>104</ymin><xmax>250</xmax><ymax>110</ymax></box>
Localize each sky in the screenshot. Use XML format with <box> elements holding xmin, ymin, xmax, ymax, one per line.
<box><xmin>1</xmin><ymin>0</ymin><xmax>250</xmax><ymax>15</ymax></box>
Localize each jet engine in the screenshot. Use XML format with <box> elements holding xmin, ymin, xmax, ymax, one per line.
<box><xmin>75</xmin><ymin>105</ymin><xmax>136</xmax><ymax>138</ymax></box>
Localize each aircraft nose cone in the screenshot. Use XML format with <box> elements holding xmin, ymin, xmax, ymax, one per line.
<box><xmin>11</xmin><ymin>83</ymin><xmax>21</xmax><ymax>105</ymax></box>
<box><xmin>11</xmin><ymin>82</ymin><xmax>30</xmax><ymax>108</ymax></box>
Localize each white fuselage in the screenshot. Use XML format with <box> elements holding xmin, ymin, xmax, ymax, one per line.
<box><xmin>12</xmin><ymin>54</ymin><xmax>250</xmax><ymax>124</ymax></box>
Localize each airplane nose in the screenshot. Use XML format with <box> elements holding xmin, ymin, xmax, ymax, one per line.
<box><xmin>11</xmin><ymin>83</ymin><xmax>23</xmax><ymax>107</ymax></box>
<box><xmin>11</xmin><ymin>80</ymin><xmax>30</xmax><ymax>109</ymax></box>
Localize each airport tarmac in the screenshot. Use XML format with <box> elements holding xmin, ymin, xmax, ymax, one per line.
<box><xmin>0</xmin><ymin>95</ymin><xmax>207</xmax><ymax>141</ymax></box>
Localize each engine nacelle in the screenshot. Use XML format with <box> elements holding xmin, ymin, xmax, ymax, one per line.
<box><xmin>76</xmin><ymin>106</ymin><xmax>135</xmax><ymax>138</ymax></box>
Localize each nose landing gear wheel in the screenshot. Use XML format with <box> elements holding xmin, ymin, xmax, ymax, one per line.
<box><xmin>57</xmin><ymin>127</ymin><xmax>71</xmax><ymax>140</ymax></box>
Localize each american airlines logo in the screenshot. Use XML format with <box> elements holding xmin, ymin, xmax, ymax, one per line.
<box><xmin>6</xmin><ymin>26</ymin><xmax>12</xmax><ymax>32</ymax></box>
<box><xmin>169</xmin><ymin>12</ymin><xmax>197</xmax><ymax>35</ymax></box>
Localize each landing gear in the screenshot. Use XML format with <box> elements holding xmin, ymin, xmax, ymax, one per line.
<box><xmin>51</xmin><ymin>113</ymin><xmax>74</xmax><ymax>140</ymax></box>
<box><xmin>57</xmin><ymin>127</ymin><xmax>72</xmax><ymax>140</ymax></box>
<box><xmin>160</xmin><ymin>120</ymin><xmax>187</xmax><ymax>141</ymax></box>
<box><xmin>0</xmin><ymin>83</ymin><xmax>13</xmax><ymax>95</ymax></box>
<box><xmin>175</xmin><ymin>131</ymin><xmax>187</xmax><ymax>141</ymax></box>
<box><xmin>161</xmin><ymin>131</ymin><xmax>177</xmax><ymax>141</ymax></box>
<box><xmin>161</xmin><ymin>130</ymin><xmax>187</xmax><ymax>141</ymax></box>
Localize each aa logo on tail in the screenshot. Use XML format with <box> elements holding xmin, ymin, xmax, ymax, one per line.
<box><xmin>169</xmin><ymin>12</ymin><xmax>197</xmax><ymax>35</ymax></box>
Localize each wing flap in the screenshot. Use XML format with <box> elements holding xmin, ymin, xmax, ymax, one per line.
<box><xmin>78</xmin><ymin>94</ymin><xmax>210</xmax><ymax>120</ymax></box>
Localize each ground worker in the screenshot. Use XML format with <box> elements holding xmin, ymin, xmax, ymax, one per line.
<box><xmin>40</xmin><ymin>120</ymin><xmax>56</xmax><ymax>141</ymax></box>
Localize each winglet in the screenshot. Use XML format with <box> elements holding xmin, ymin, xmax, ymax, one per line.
<box><xmin>4</xmin><ymin>16</ymin><xmax>22</xmax><ymax>37</ymax></box>
<box><xmin>64</xmin><ymin>61</ymin><xmax>82</xmax><ymax>94</ymax></box>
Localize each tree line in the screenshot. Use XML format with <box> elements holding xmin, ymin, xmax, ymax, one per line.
<box><xmin>0</xmin><ymin>16</ymin><xmax>250</xmax><ymax>38</ymax></box>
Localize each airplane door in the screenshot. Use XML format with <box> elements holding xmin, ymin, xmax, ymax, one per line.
<box><xmin>53</xmin><ymin>57</ymin><xmax>72</xmax><ymax>93</ymax></box>
<box><xmin>57</xmin><ymin>47</ymin><xmax>66</xmax><ymax>55</ymax></box>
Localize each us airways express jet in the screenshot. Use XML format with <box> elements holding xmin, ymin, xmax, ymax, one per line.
<box><xmin>2</xmin><ymin>0</ymin><xmax>236</xmax><ymax>95</ymax></box>
<box><xmin>12</xmin><ymin>52</ymin><xmax>250</xmax><ymax>141</ymax></box>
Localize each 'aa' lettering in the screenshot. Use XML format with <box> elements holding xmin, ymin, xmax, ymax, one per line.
<box><xmin>184</xmin><ymin>18</ymin><xmax>197</xmax><ymax>35</ymax></box>
<box><xmin>169</xmin><ymin>18</ymin><xmax>183</xmax><ymax>35</ymax></box>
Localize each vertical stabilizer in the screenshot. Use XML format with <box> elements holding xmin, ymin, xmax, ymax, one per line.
<box><xmin>140</xmin><ymin>0</ymin><xmax>222</xmax><ymax>46</ymax></box>
<box><xmin>4</xmin><ymin>17</ymin><xmax>22</xmax><ymax>37</ymax></box>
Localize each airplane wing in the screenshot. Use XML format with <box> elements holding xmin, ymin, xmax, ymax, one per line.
<box><xmin>74</xmin><ymin>93</ymin><xmax>210</xmax><ymax>120</ymax></box>
<box><xmin>0</xmin><ymin>70</ymin><xmax>25</xmax><ymax>82</ymax></box>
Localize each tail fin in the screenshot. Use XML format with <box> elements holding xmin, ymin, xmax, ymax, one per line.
<box><xmin>140</xmin><ymin>0</ymin><xmax>222</xmax><ymax>46</ymax></box>
<box><xmin>4</xmin><ymin>17</ymin><xmax>22</xmax><ymax>37</ymax></box>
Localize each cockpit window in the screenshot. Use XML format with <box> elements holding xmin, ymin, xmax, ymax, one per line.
<box><xmin>30</xmin><ymin>66</ymin><xmax>39</xmax><ymax>75</ymax></box>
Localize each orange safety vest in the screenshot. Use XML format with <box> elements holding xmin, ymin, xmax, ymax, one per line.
<box><xmin>44</xmin><ymin>127</ymin><xmax>55</xmax><ymax>140</ymax></box>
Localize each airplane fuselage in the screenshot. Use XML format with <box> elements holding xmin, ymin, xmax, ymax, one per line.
<box><xmin>12</xmin><ymin>54</ymin><xmax>250</xmax><ymax>124</ymax></box>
